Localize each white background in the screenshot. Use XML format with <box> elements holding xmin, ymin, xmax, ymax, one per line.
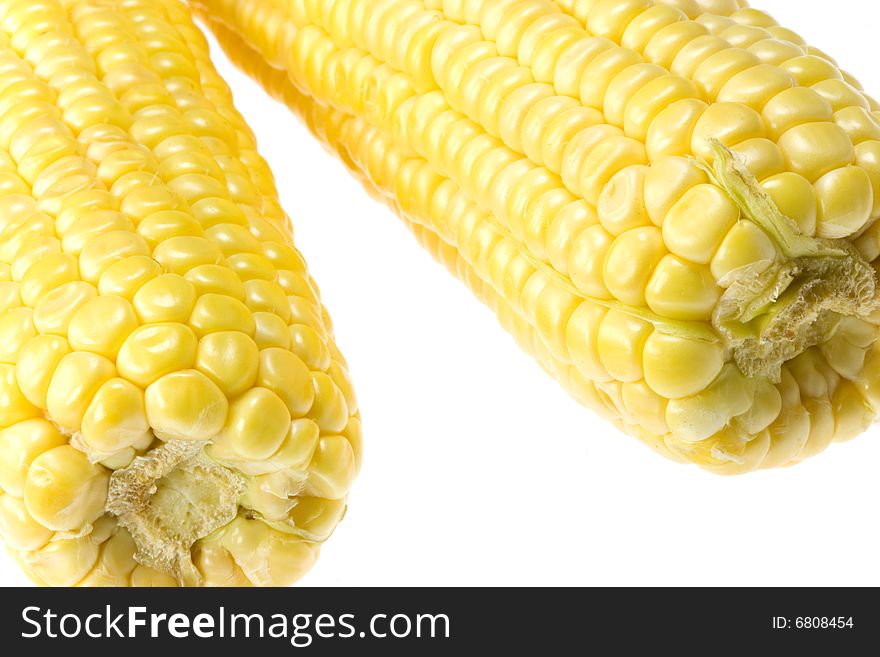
<box><xmin>3</xmin><ymin>0</ymin><xmax>880</xmax><ymax>587</ymax></box>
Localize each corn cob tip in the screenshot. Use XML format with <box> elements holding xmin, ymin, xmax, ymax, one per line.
<box><xmin>707</xmin><ymin>141</ymin><xmax>879</xmax><ymax>381</ymax></box>
<box><xmin>106</xmin><ymin>440</ymin><xmax>247</xmax><ymax>586</ymax></box>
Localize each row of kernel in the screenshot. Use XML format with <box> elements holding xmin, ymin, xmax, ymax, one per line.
<box><xmin>412</xmin><ymin>7</ymin><xmax>880</xmax><ymax>251</ymax></box>
<box><xmin>163</xmin><ymin>6</ymin><xmax>292</xmax><ymax>225</ymax></box>
<box><xmin>127</xmin><ymin>4</ymin><xmax>336</xmax><ymax>344</ymax></box>
<box><xmin>679</xmin><ymin>1</ymin><xmax>870</xmax><ymax>91</ymax></box>
<box><xmin>432</xmin><ymin>0</ymin><xmax>879</xmax><ymax>237</ymax></box>
<box><xmin>0</xmin><ymin>3</ymin><xmax>145</xmax><ymax>480</ymax></box>
<box><xmin>478</xmin><ymin>0</ymin><xmax>865</xmax><ymax>169</ymax></box>
<box><xmin>398</xmin><ymin>135</ymin><xmax>749</xmax><ymax>446</ymax></box>
<box><xmin>395</xmin><ymin>90</ymin><xmax>735</xmax><ymax>317</ymax></box>
<box><xmin>0</xmin><ymin>0</ymin><xmax>153</xmax><ymax>585</ymax></box>
<box><xmin>276</xmin><ymin>7</ymin><xmax>736</xmax><ymax>392</ymax></box>
<box><xmin>282</xmin><ymin>20</ymin><xmax>684</xmax><ymax>315</ymax></box>
<box><xmin>282</xmin><ymin>2</ymin><xmax>672</xmax><ymax>262</ymax></box>
<box><xmin>548</xmin><ymin>0</ymin><xmax>880</xmax><ymax>226</ymax></box>
<box><xmin>4</xmin><ymin>3</ymin><xmax>202</xmax><ymax>585</ymax></box>
<box><xmin>154</xmin><ymin>0</ymin><xmax>362</xmax><ymax>515</ymax></box>
<box><xmin>107</xmin><ymin>3</ymin><xmax>359</xmax><ymax>500</ymax></box>
<box><xmin>9</xmin><ymin>514</ymin><xmax>177</xmax><ymax>586</ymax></box>
<box><xmin>79</xmin><ymin>4</ymin><xmax>330</xmax><ymax>369</ymax></box>
<box><xmin>409</xmin><ymin>200</ymin><xmax>626</xmax><ymax>425</ymax></box>
<box><xmin>665</xmin><ymin>353</ymin><xmax>872</xmax><ymax>472</ymax></box>
<box><xmin>407</xmin><ymin>195</ymin><xmax>679</xmax><ymax>456</ymax></box>
<box><xmin>436</xmin><ymin>5</ymin><xmax>864</xmax><ymax>173</ymax></box>
<box><xmin>299</xmin><ymin>94</ymin><xmax>635</xmax><ymax>443</ymax></box>
<box><xmin>419</xmin><ymin>3</ymin><xmax>798</xmax><ymax>240</ymax></box>
<box><xmin>336</xmin><ymin>70</ymin><xmax>732</xmax><ymax>412</ymax></box>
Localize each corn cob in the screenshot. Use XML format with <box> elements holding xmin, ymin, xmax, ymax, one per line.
<box><xmin>193</xmin><ymin>0</ymin><xmax>880</xmax><ymax>474</ymax></box>
<box><xmin>0</xmin><ymin>0</ymin><xmax>360</xmax><ymax>587</ymax></box>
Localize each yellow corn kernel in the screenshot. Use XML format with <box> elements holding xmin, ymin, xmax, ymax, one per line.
<box><xmin>306</xmin><ymin>435</ymin><xmax>357</xmax><ymax>500</ymax></box>
<box><xmin>20</xmin><ymin>253</ymin><xmax>80</xmax><ymax>307</ymax></box>
<box><xmin>227</xmin><ymin>253</ymin><xmax>276</xmax><ymax>282</ymax></box>
<box><xmin>813</xmin><ymin>79</ymin><xmax>870</xmax><ymax>113</ymax></box>
<box><xmin>289</xmin><ymin>322</ymin><xmax>332</xmax><ymax>370</ymax></box>
<box><xmin>78</xmin><ymin>528</ymin><xmax>139</xmax><ymax>586</ymax></box>
<box><xmin>778</xmin><ymin>122</ymin><xmax>854</xmax><ymax>181</ymax></box>
<box><xmin>79</xmin><ymin>231</ymin><xmax>151</xmax><ymax>283</ymax></box>
<box><xmin>813</xmin><ymin>166</ymin><xmax>874</xmax><ymax>239</ymax></box>
<box><xmin>68</xmin><ymin>295</ymin><xmax>138</xmax><ymax>358</ymax></box>
<box><xmin>645</xmin><ymin>98</ymin><xmax>708</xmax><ymax>159</ymax></box>
<box><xmin>153</xmin><ymin>235</ymin><xmax>223</xmax><ymax>275</ymax></box>
<box><xmin>185</xmin><ymin>263</ymin><xmax>247</xmax><ymax>299</ymax></box>
<box><xmin>220</xmin><ymin>516</ymin><xmax>317</xmax><ymax>587</ymax></box>
<box><xmin>192</xmin><ymin>539</ymin><xmax>251</xmax><ymax>587</ymax></box>
<box><xmin>0</xmin><ymin>419</ymin><xmax>68</xmax><ymax>497</ymax></box>
<box><xmin>0</xmin><ymin>494</ymin><xmax>53</xmax><ymax>551</ymax></box>
<box><xmin>855</xmin><ymin>140</ymin><xmax>880</xmax><ymax>220</ymax></box>
<box><xmin>568</xmin><ymin>225</ymin><xmax>614</xmax><ymax>297</ymax></box>
<box><xmin>243</xmin><ymin>280</ymin><xmax>293</xmax><ymax>323</ymax></box>
<box><xmin>25</xmin><ymin>534</ymin><xmax>101</xmax><ymax>587</ymax></box>
<box><xmin>80</xmin><ymin>378</ymin><xmax>151</xmax><ymax>456</ymax></box>
<box><xmin>189</xmin><ymin>293</ymin><xmax>256</xmax><ymax>336</ymax></box>
<box><xmin>760</xmin><ymin>172</ymin><xmax>818</xmax><ymax>236</ymax></box>
<box><xmin>216</xmin><ymin>388</ymin><xmax>291</xmax><ymax>461</ymax></box>
<box><xmin>730</xmin><ymin>137</ymin><xmax>785</xmax><ymax>181</ymax></box>
<box><xmin>603</xmin><ymin>226</ymin><xmax>667</xmax><ymax>306</ymax></box>
<box><xmin>194</xmin><ymin>331</ymin><xmax>260</xmax><ymax>398</ymax></box>
<box><xmin>310</xmin><ymin>372</ymin><xmax>351</xmax><ymax>434</ymax></box>
<box><xmin>97</xmin><ymin>255</ymin><xmax>163</xmax><ymax>299</ymax></box>
<box><xmin>60</xmin><ymin>211</ymin><xmax>133</xmax><ymax>256</ymax></box>
<box><xmin>0</xmin><ymin>307</ymin><xmax>35</xmax><ymax>365</ymax></box>
<box><xmin>645</xmin><ymin>255</ymin><xmax>720</xmax><ymax>320</ymax></box>
<box><xmin>138</xmin><ymin>211</ymin><xmax>204</xmax><ymax>249</ymax></box>
<box><xmin>620</xmin><ymin>380</ymin><xmax>669</xmax><ymax>436</ymax></box>
<box><xmin>32</xmin><ymin>280</ymin><xmax>96</xmax><ymax>336</ymax></box>
<box><xmin>117</xmin><ymin>323</ymin><xmax>198</xmax><ymax>387</ymax></box>
<box><xmin>597</xmin><ymin>164</ymin><xmax>650</xmax><ymax>235</ymax></box>
<box><xmin>666</xmin><ymin>365</ymin><xmax>755</xmax><ymax>441</ymax></box>
<box><xmin>123</xmin><ymin>563</ymin><xmax>178</xmax><ymax>587</ymax></box>
<box><xmin>597</xmin><ymin>310</ymin><xmax>653</xmax><ymax>382</ymax></box>
<box><xmin>691</xmin><ymin>102</ymin><xmax>764</xmax><ymax>161</ymax></box>
<box><xmin>263</xmin><ymin>419</ymin><xmax>322</xmax><ymax>473</ymax></box>
<box><xmin>780</xmin><ymin>55</ymin><xmax>840</xmax><ymax>87</ymax></box>
<box><xmin>643</xmin><ymin>331</ymin><xmax>724</xmax><ymax>399</ymax></box>
<box><xmin>833</xmin><ymin>380</ymin><xmax>873</xmax><ymax>443</ymax></box>
<box><xmin>24</xmin><ymin>445</ymin><xmax>109</xmax><ymax>532</ymax></box>
<box><xmin>718</xmin><ymin>64</ymin><xmax>795</xmax><ymax>111</ymax></box>
<box><xmin>662</xmin><ymin>183</ymin><xmax>739</xmax><ymax>264</ymax></box>
<box><xmin>144</xmin><ymin>370</ymin><xmax>229</xmax><ymax>441</ymax></box>
<box><xmin>288</xmin><ymin>496</ymin><xmax>347</xmax><ymax>541</ymax></box>
<box><xmin>835</xmin><ymin>106</ymin><xmax>880</xmax><ymax>147</ymax></box>
<box><xmin>46</xmin><ymin>352</ymin><xmax>117</xmax><ymax>431</ymax></box>
<box><xmin>761</xmin><ymin>87</ymin><xmax>833</xmax><ymax>140</ymax></box>
<box><xmin>709</xmin><ymin>220</ymin><xmax>777</xmax><ymax>285</ymax></box>
<box><xmin>643</xmin><ymin>156</ymin><xmax>708</xmax><ymax>226</ymax></box>
<box><xmin>132</xmin><ymin>273</ymin><xmax>198</xmax><ymax>323</ymax></box>
<box><xmin>821</xmin><ymin>317</ymin><xmax>875</xmax><ymax>381</ymax></box>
